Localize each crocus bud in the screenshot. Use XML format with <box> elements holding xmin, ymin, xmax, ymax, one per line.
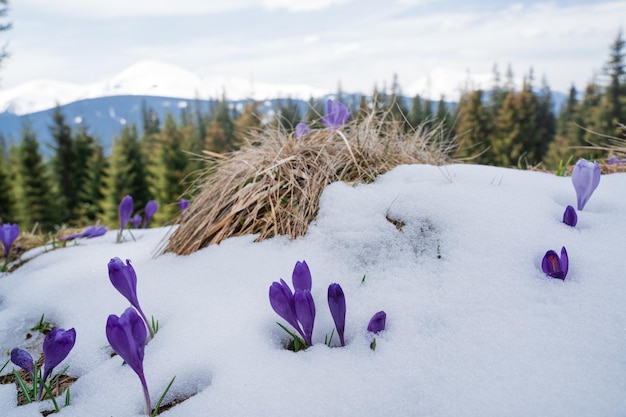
<box><xmin>562</xmin><ymin>205</ymin><xmax>577</xmax><ymax>227</ymax></box>
<box><xmin>321</xmin><ymin>99</ymin><xmax>350</xmax><ymax>131</ymax></box>
<box><xmin>119</xmin><ymin>195</ymin><xmax>134</xmax><ymax>231</ymax></box>
<box><xmin>294</xmin><ymin>122</ymin><xmax>310</xmax><ymax>138</ymax></box>
<box><xmin>572</xmin><ymin>159</ymin><xmax>600</xmax><ymax>210</ymax></box>
<box><xmin>0</xmin><ymin>223</ymin><xmax>20</xmax><ymax>259</ymax></box>
<box><xmin>179</xmin><ymin>199</ymin><xmax>189</xmax><ymax>212</ymax></box>
<box><xmin>130</xmin><ymin>214</ymin><xmax>142</xmax><ymax>229</ymax></box>
<box><xmin>294</xmin><ymin>289</ymin><xmax>316</xmax><ymax>346</ymax></box>
<box><xmin>327</xmin><ymin>283</ymin><xmax>346</xmax><ymax>346</ymax></box>
<box><xmin>269</xmin><ymin>279</ymin><xmax>304</xmax><ymax>340</ymax></box>
<box><xmin>106</xmin><ymin>308</ymin><xmax>151</xmax><ymax>415</ymax></box>
<box><xmin>292</xmin><ymin>260</ymin><xmax>312</xmax><ymax>291</ymax></box>
<box><xmin>541</xmin><ymin>246</ymin><xmax>569</xmax><ymax>280</ymax></box>
<box><xmin>39</xmin><ymin>327</ymin><xmax>76</xmax><ymax>400</ymax></box>
<box><xmin>108</xmin><ymin>258</ymin><xmax>153</xmax><ymax>339</ymax></box>
<box><xmin>143</xmin><ymin>200</ymin><xmax>158</xmax><ymax>228</ymax></box>
<box><xmin>367</xmin><ymin>311</ymin><xmax>387</xmax><ymax>334</ymax></box>
<box><xmin>10</xmin><ymin>348</ymin><xmax>34</xmax><ymax>377</ymax></box>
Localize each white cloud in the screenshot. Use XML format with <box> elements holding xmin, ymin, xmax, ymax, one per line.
<box><xmin>262</xmin><ymin>0</ymin><xmax>352</xmax><ymax>12</ymax></box>
<box><xmin>18</xmin><ymin>0</ymin><xmax>259</xmax><ymax>18</ymax></box>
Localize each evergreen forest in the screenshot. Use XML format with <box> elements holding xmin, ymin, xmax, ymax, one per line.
<box><xmin>0</xmin><ymin>30</ymin><xmax>624</xmax><ymax>234</ymax></box>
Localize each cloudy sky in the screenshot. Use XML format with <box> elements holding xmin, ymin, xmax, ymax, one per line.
<box><xmin>0</xmin><ymin>0</ymin><xmax>624</xmax><ymax>100</ymax></box>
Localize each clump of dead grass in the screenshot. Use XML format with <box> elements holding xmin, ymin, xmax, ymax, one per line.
<box><xmin>163</xmin><ymin>110</ymin><xmax>458</xmax><ymax>255</ymax></box>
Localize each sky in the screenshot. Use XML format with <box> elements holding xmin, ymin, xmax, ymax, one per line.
<box><xmin>0</xmin><ymin>0</ymin><xmax>625</xmax><ymax>100</ymax></box>
<box><xmin>0</xmin><ymin>163</ymin><xmax>625</xmax><ymax>416</ymax></box>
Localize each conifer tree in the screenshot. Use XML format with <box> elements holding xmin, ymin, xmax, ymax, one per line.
<box><xmin>0</xmin><ymin>134</ymin><xmax>14</xmax><ymax>221</ymax></box>
<box><xmin>602</xmin><ymin>29</ymin><xmax>626</xmax><ymax>136</ymax></box>
<box><xmin>49</xmin><ymin>106</ymin><xmax>76</xmax><ymax>224</ymax></box>
<box><xmin>15</xmin><ymin>125</ymin><xmax>57</xmax><ymax>231</ymax></box>
<box><xmin>102</xmin><ymin>124</ymin><xmax>152</xmax><ymax>225</ymax></box>
<box><xmin>454</xmin><ymin>90</ymin><xmax>491</xmax><ymax>161</ymax></box>
<box><xmin>305</xmin><ymin>97</ymin><xmax>325</xmax><ymax>128</ymax></box>
<box><xmin>272</xmin><ymin>97</ymin><xmax>301</xmax><ymax>133</ymax></box>
<box><xmin>73</xmin><ymin>125</ymin><xmax>98</xmax><ymax>220</ymax></box>
<box><xmin>234</xmin><ymin>101</ymin><xmax>262</xmax><ymax>146</ymax></box>
<box><xmin>0</xmin><ymin>0</ymin><xmax>11</xmax><ymax>65</ymax></box>
<box><xmin>389</xmin><ymin>74</ymin><xmax>409</xmax><ymax>127</ymax></box>
<box><xmin>408</xmin><ymin>94</ymin><xmax>424</xmax><ymax>129</ymax></box>
<box><xmin>152</xmin><ymin>114</ymin><xmax>189</xmax><ymax>224</ymax></box>
<box><xmin>80</xmin><ymin>142</ymin><xmax>107</xmax><ymax>222</ymax></box>
<box><xmin>435</xmin><ymin>95</ymin><xmax>452</xmax><ymax>133</ymax></box>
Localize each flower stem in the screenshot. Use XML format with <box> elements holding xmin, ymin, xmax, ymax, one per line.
<box><xmin>138</xmin><ymin>372</ymin><xmax>151</xmax><ymax>416</ymax></box>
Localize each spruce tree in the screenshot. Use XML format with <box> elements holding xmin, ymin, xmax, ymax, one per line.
<box><xmin>602</xmin><ymin>29</ymin><xmax>626</xmax><ymax>137</ymax></box>
<box><xmin>102</xmin><ymin>124</ymin><xmax>152</xmax><ymax>225</ymax></box>
<box><xmin>15</xmin><ymin>125</ymin><xmax>57</xmax><ymax>231</ymax></box>
<box><xmin>0</xmin><ymin>134</ymin><xmax>14</xmax><ymax>221</ymax></box>
<box><xmin>153</xmin><ymin>114</ymin><xmax>189</xmax><ymax>224</ymax></box>
<box><xmin>73</xmin><ymin>125</ymin><xmax>98</xmax><ymax>220</ymax></box>
<box><xmin>49</xmin><ymin>106</ymin><xmax>76</xmax><ymax>224</ymax></box>
<box><xmin>234</xmin><ymin>101</ymin><xmax>262</xmax><ymax>146</ymax></box>
<box><xmin>408</xmin><ymin>94</ymin><xmax>424</xmax><ymax>129</ymax></box>
<box><xmin>454</xmin><ymin>90</ymin><xmax>491</xmax><ymax>161</ymax></box>
<box><xmin>80</xmin><ymin>142</ymin><xmax>107</xmax><ymax>222</ymax></box>
<box><xmin>0</xmin><ymin>0</ymin><xmax>11</xmax><ymax>64</ymax></box>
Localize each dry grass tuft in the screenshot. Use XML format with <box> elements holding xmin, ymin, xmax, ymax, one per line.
<box><xmin>163</xmin><ymin>111</ymin><xmax>457</xmax><ymax>255</ymax></box>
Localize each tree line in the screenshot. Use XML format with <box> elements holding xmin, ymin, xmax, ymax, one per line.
<box><xmin>0</xmin><ymin>30</ymin><xmax>623</xmax><ymax>233</ymax></box>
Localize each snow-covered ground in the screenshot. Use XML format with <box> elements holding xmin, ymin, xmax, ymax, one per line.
<box><xmin>0</xmin><ymin>163</ymin><xmax>624</xmax><ymax>417</ymax></box>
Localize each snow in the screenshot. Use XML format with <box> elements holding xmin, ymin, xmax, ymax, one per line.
<box><xmin>0</xmin><ymin>60</ymin><xmax>329</xmax><ymax>115</ymax></box>
<box><xmin>0</xmin><ymin>163</ymin><xmax>625</xmax><ymax>417</ymax></box>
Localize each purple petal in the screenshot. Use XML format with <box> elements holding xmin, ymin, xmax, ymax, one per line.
<box><xmin>10</xmin><ymin>348</ymin><xmax>34</xmax><ymax>377</ymax></box>
<box><xmin>1</xmin><ymin>223</ymin><xmax>20</xmax><ymax>257</ymax></box>
<box><xmin>269</xmin><ymin>281</ymin><xmax>303</xmax><ymax>337</ymax></box>
<box><xmin>42</xmin><ymin>328</ymin><xmax>76</xmax><ymax>383</ymax></box>
<box><xmin>108</xmin><ymin>258</ymin><xmax>142</xmax><ymax>311</ymax></box>
<box><xmin>106</xmin><ymin>308</ymin><xmax>147</xmax><ymax>378</ymax></box>
<box><xmin>367</xmin><ymin>311</ymin><xmax>386</xmax><ymax>334</ymax></box>
<box><xmin>143</xmin><ymin>200</ymin><xmax>158</xmax><ymax>227</ymax></box>
<box><xmin>130</xmin><ymin>215</ymin><xmax>142</xmax><ymax>229</ymax></box>
<box><xmin>294</xmin><ymin>122</ymin><xmax>310</xmax><ymax>139</ymax></box>
<box><xmin>560</xmin><ymin>246</ymin><xmax>569</xmax><ymax>279</ymax></box>
<box><xmin>572</xmin><ymin>159</ymin><xmax>601</xmax><ymax>210</ymax></box>
<box><xmin>179</xmin><ymin>199</ymin><xmax>189</xmax><ymax>212</ymax></box>
<box><xmin>294</xmin><ymin>289</ymin><xmax>315</xmax><ymax>346</ymax></box>
<box><xmin>327</xmin><ymin>283</ymin><xmax>346</xmax><ymax>346</ymax></box>
<box><xmin>321</xmin><ymin>99</ymin><xmax>350</xmax><ymax>131</ymax></box>
<box><xmin>292</xmin><ymin>260</ymin><xmax>312</xmax><ymax>291</ymax></box>
<box><xmin>119</xmin><ymin>195</ymin><xmax>134</xmax><ymax>230</ymax></box>
<box><xmin>542</xmin><ymin>249</ymin><xmax>566</xmax><ymax>280</ymax></box>
<box><xmin>562</xmin><ymin>205</ymin><xmax>577</xmax><ymax>227</ymax></box>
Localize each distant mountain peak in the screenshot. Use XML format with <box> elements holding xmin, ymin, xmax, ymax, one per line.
<box><xmin>0</xmin><ymin>61</ymin><xmax>329</xmax><ymax>116</ymax></box>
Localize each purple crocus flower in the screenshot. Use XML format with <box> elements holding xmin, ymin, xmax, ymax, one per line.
<box><xmin>294</xmin><ymin>289</ymin><xmax>315</xmax><ymax>346</ymax></box>
<box><xmin>179</xmin><ymin>199</ymin><xmax>189</xmax><ymax>213</ymax></box>
<box><xmin>542</xmin><ymin>246</ymin><xmax>568</xmax><ymax>280</ymax></box>
<box><xmin>108</xmin><ymin>257</ymin><xmax>154</xmax><ymax>339</ymax></box>
<box><xmin>269</xmin><ymin>279</ymin><xmax>306</xmax><ymax>341</ymax></box>
<box><xmin>327</xmin><ymin>283</ymin><xmax>346</xmax><ymax>346</ymax></box>
<box><xmin>143</xmin><ymin>200</ymin><xmax>158</xmax><ymax>228</ymax></box>
<box><xmin>10</xmin><ymin>348</ymin><xmax>34</xmax><ymax>378</ymax></box>
<box><xmin>321</xmin><ymin>99</ymin><xmax>350</xmax><ymax>131</ymax></box>
<box><xmin>562</xmin><ymin>205</ymin><xmax>577</xmax><ymax>227</ymax></box>
<box><xmin>119</xmin><ymin>195</ymin><xmax>134</xmax><ymax>233</ymax></box>
<box><xmin>106</xmin><ymin>308</ymin><xmax>151</xmax><ymax>415</ymax></box>
<box><xmin>62</xmin><ymin>225</ymin><xmax>108</xmax><ymax>241</ymax></box>
<box><xmin>292</xmin><ymin>260</ymin><xmax>312</xmax><ymax>291</ymax></box>
<box><xmin>130</xmin><ymin>215</ymin><xmax>142</xmax><ymax>229</ymax></box>
<box><xmin>85</xmin><ymin>225</ymin><xmax>107</xmax><ymax>238</ymax></box>
<box><xmin>367</xmin><ymin>311</ymin><xmax>387</xmax><ymax>334</ymax></box>
<box><xmin>572</xmin><ymin>159</ymin><xmax>600</xmax><ymax>210</ymax></box>
<box><xmin>294</xmin><ymin>122</ymin><xmax>310</xmax><ymax>138</ymax></box>
<box><xmin>607</xmin><ymin>155</ymin><xmax>626</xmax><ymax>165</ymax></box>
<box><xmin>39</xmin><ymin>327</ymin><xmax>76</xmax><ymax>400</ymax></box>
<box><xmin>0</xmin><ymin>223</ymin><xmax>20</xmax><ymax>260</ymax></box>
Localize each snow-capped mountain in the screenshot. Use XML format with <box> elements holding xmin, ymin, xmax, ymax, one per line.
<box><xmin>0</xmin><ymin>60</ymin><xmax>329</xmax><ymax>116</ymax></box>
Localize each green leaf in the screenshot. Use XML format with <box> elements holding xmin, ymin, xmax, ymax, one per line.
<box><xmin>151</xmin><ymin>376</ymin><xmax>176</xmax><ymax>417</ymax></box>
<box><xmin>13</xmin><ymin>370</ymin><xmax>32</xmax><ymax>403</ymax></box>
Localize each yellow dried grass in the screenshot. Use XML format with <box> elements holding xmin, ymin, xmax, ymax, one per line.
<box><xmin>163</xmin><ymin>111</ymin><xmax>457</xmax><ymax>255</ymax></box>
